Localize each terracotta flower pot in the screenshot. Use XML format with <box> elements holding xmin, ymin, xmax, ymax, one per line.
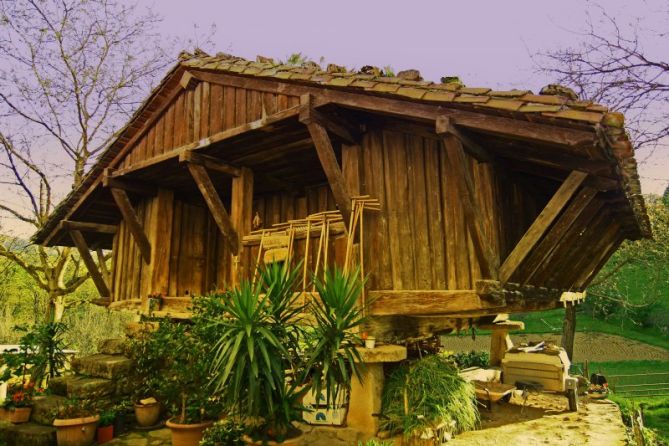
<box><xmin>96</xmin><ymin>425</ymin><xmax>114</xmax><ymax>444</ymax></box>
<box><xmin>134</xmin><ymin>402</ymin><xmax>160</xmax><ymax>427</ymax></box>
<box><xmin>9</xmin><ymin>406</ymin><xmax>32</xmax><ymax>424</ymax></box>
<box><xmin>53</xmin><ymin>414</ymin><xmax>100</xmax><ymax>446</ymax></box>
<box><xmin>166</xmin><ymin>418</ymin><xmax>213</xmax><ymax>446</ymax></box>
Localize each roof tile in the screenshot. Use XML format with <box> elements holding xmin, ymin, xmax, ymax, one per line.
<box><xmin>479</xmin><ymin>98</ymin><xmax>524</xmax><ymax>111</ymax></box>
<box><xmin>396</xmin><ymin>87</ymin><xmax>426</xmax><ymax>100</ymax></box>
<box><xmin>459</xmin><ymin>87</ymin><xmax>491</xmax><ymax>95</ymax></box>
<box><xmin>372</xmin><ymin>83</ymin><xmax>401</xmax><ymax>93</ymax></box>
<box><xmin>518</xmin><ymin>104</ymin><xmax>563</xmax><ymax>113</ymax></box>
<box><xmin>350</xmin><ymin>79</ymin><xmax>378</xmax><ymax>89</ymax></box>
<box><xmin>423</xmin><ymin>91</ymin><xmax>456</xmax><ymax>102</ymax></box>
<box><xmin>326</xmin><ymin>77</ymin><xmax>357</xmax><ymax>87</ymax></box>
<box><xmin>519</xmin><ymin>94</ymin><xmax>566</xmax><ymax>105</ymax></box>
<box><xmin>453</xmin><ymin>95</ymin><xmax>489</xmax><ymax>103</ymax></box>
<box><xmin>490</xmin><ymin>89</ymin><xmax>531</xmax><ymax>98</ymax></box>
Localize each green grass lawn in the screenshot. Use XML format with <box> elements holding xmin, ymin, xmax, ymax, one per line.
<box><xmin>515</xmin><ymin>308</ymin><xmax>669</xmax><ymax>351</ymax></box>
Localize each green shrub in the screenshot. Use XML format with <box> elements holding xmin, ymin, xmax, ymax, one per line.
<box><xmin>199</xmin><ymin>419</ymin><xmax>245</xmax><ymax>446</ymax></box>
<box><xmin>447</xmin><ymin>350</ymin><xmax>489</xmax><ymax>369</ymax></box>
<box><xmin>381</xmin><ymin>355</ymin><xmax>479</xmax><ymax>439</ymax></box>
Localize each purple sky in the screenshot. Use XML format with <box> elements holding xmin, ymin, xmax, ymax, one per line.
<box><xmin>145</xmin><ymin>0</ymin><xmax>668</xmax><ymax>194</ymax></box>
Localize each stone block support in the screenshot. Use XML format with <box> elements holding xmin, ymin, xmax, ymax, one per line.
<box><xmin>346</xmin><ymin>345</ymin><xmax>407</xmax><ymax>437</ymax></box>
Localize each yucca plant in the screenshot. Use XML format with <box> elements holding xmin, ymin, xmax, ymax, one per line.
<box><xmin>304</xmin><ymin>267</ymin><xmax>366</xmax><ymax>407</ymax></box>
<box><xmin>207</xmin><ymin>263</ymin><xmax>368</xmax><ymax>443</ymax></box>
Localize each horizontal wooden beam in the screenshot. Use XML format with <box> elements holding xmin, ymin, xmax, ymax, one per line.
<box><xmin>179</xmin><ymin>150</ymin><xmax>241</xmax><ymax>176</ymax></box>
<box><xmin>60</xmin><ymin>220</ymin><xmax>117</xmax><ymax>234</ymax></box>
<box><xmin>368</xmin><ymin>290</ymin><xmax>506</xmax><ymax>316</ymax></box>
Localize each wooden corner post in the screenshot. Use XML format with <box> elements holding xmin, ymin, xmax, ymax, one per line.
<box><xmin>230</xmin><ymin>167</ymin><xmax>253</xmax><ymax>283</ymax></box>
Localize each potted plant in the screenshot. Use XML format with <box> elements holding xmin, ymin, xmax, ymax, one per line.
<box><xmin>127</xmin><ymin>326</ymin><xmax>164</xmax><ymax>427</ymax></box>
<box><xmin>207</xmin><ymin>263</ymin><xmax>366</xmax><ymax>445</ymax></box>
<box><xmin>3</xmin><ymin>383</ymin><xmax>34</xmax><ymax>423</ymax></box>
<box><xmin>96</xmin><ymin>410</ymin><xmax>115</xmax><ymax>444</ymax></box>
<box><xmin>53</xmin><ymin>398</ymin><xmax>100</xmax><ymax>446</ymax></box>
<box><xmin>151</xmin><ymin>321</ymin><xmax>224</xmax><ymax>446</ymax></box>
<box><xmin>111</xmin><ymin>400</ymin><xmax>132</xmax><ymax>436</ymax></box>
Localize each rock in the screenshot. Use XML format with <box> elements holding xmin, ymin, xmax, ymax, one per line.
<box><xmin>397</xmin><ymin>69</ymin><xmax>422</xmax><ymax>81</ymax></box>
<box><xmin>31</xmin><ymin>395</ymin><xmax>67</xmax><ymax>425</ymax></box>
<box><xmin>98</xmin><ymin>338</ymin><xmax>128</xmax><ymax>355</ymax></box>
<box><xmin>49</xmin><ymin>375</ymin><xmax>114</xmax><ymax>399</ymax></box>
<box><xmin>71</xmin><ymin>354</ymin><xmax>132</xmax><ymax>380</ymax></box>
<box><xmin>0</xmin><ymin>420</ymin><xmax>56</xmax><ymax>446</ymax></box>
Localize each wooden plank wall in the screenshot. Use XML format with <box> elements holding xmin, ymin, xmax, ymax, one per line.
<box><xmin>117</xmin><ymin>81</ymin><xmax>300</xmax><ymax>171</ymax></box>
<box><xmin>358</xmin><ymin>128</ymin><xmax>549</xmax><ymax>291</ymax></box>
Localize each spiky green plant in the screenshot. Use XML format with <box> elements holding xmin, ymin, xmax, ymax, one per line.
<box><xmin>381</xmin><ymin>355</ymin><xmax>479</xmax><ymax>439</ymax></box>
<box><xmin>304</xmin><ymin>266</ymin><xmax>366</xmax><ymax>407</ymax></box>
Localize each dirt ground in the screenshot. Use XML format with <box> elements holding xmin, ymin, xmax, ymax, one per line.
<box><xmin>448</xmin><ymin>392</ymin><xmax>627</xmax><ymax>446</ymax></box>
<box><xmin>442</xmin><ymin>332</ymin><xmax>669</xmax><ymax>362</ymax></box>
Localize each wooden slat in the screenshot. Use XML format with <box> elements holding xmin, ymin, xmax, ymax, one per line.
<box><xmin>148</xmin><ymin>189</ymin><xmax>174</xmax><ymax>296</ymax></box>
<box><xmin>110</xmin><ymin>188</ymin><xmax>151</xmax><ymax>263</ymax></box>
<box><xmin>186</xmin><ymin>163</ymin><xmax>240</xmax><ymax>254</ymax></box>
<box><xmin>438</xmin><ymin>117</ymin><xmax>498</xmax><ymax>279</ymax></box>
<box><xmin>499</xmin><ymin>170</ymin><xmax>588</xmax><ymax>283</ymax></box>
<box><xmin>70</xmin><ymin>229</ymin><xmax>110</xmax><ymax>297</ymax></box>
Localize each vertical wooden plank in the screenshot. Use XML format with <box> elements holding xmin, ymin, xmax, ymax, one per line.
<box><xmin>342</xmin><ymin>144</ymin><xmax>363</xmax><ymax>196</ymax></box>
<box><xmin>277</xmin><ymin>94</ymin><xmax>289</xmax><ymax>111</ymax></box>
<box><xmin>173</xmin><ymin>93</ymin><xmax>185</xmax><ymax>147</ymax></box>
<box><xmin>145</xmin><ymin>126</ymin><xmax>155</xmax><ymax>159</ymax></box>
<box><xmin>408</xmin><ymin>135</ymin><xmax>431</xmax><ymax>289</ymax></box>
<box><xmin>235</xmin><ymin>88</ymin><xmax>247</xmax><ymax>127</ymax></box>
<box><xmin>262</xmin><ymin>92</ymin><xmax>277</xmax><ymax>116</ymax></box>
<box><xmin>223</xmin><ymin>86</ymin><xmax>236</xmax><ymax>130</ymax></box>
<box><xmin>424</xmin><ymin>138</ymin><xmax>447</xmax><ymax>289</ymax></box>
<box><xmin>110</xmin><ymin>188</ymin><xmax>151</xmax><ymax>263</ymax></box>
<box><xmin>148</xmin><ymin>189</ymin><xmax>174</xmax><ymax>295</ymax></box>
<box><xmin>191</xmin><ymin>205</ymin><xmax>206</xmax><ymax>295</ymax></box>
<box><xmin>168</xmin><ymin>200</ymin><xmax>183</xmax><ymax>295</ymax></box>
<box><xmin>200</xmin><ymin>81</ymin><xmax>210</xmax><ymax>139</ymax></box>
<box><xmin>186</xmin><ymin>88</ymin><xmax>195</xmax><ymax>143</ymax></box>
<box><xmin>163</xmin><ymin>101</ymin><xmax>174</xmax><ymax>152</ymax></box>
<box><xmin>210</xmin><ymin>83</ymin><xmax>224</xmax><ymax>134</ymax></box>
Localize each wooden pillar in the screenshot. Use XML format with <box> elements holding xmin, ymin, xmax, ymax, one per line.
<box><xmin>561</xmin><ymin>302</ymin><xmax>577</xmax><ymax>361</ymax></box>
<box><xmin>479</xmin><ymin>320</ymin><xmax>525</xmax><ymax>367</ymax></box>
<box><xmin>147</xmin><ymin>189</ymin><xmax>174</xmax><ymax>298</ymax></box>
<box><xmin>230</xmin><ymin>167</ymin><xmax>253</xmax><ymax>284</ymax></box>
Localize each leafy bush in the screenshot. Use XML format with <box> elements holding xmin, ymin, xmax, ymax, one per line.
<box><xmin>199</xmin><ymin>419</ymin><xmax>245</xmax><ymax>446</ymax></box>
<box><xmin>447</xmin><ymin>350</ymin><xmax>489</xmax><ymax>369</ymax></box>
<box><xmin>381</xmin><ymin>355</ymin><xmax>479</xmax><ymax>439</ymax></box>
<box><xmin>358</xmin><ymin>441</ymin><xmax>393</xmax><ymax>446</ymax></box>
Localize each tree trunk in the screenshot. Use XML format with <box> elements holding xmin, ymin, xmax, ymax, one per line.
<box><xmin>46</xmin><ymin>292</ymin><xmax>65</xmax><ymax>323</ymax></box>
<box><xmin>561</xmin><ymin>302</ymin><xmax>576</xmax><ymax>361</ymax></box>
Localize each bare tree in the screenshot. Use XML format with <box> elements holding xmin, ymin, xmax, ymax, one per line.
<box><xmin>536</xmin><ymin>4</ymin><xmax>669</xmax><ymax>153</ymax></box>
<box><xmin>0</xmin><ymin>0</ymin><xmax>171</xmax><ymax>322</ymax></box>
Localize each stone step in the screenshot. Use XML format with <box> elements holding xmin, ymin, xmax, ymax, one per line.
<box><xmin>0</xmin><ymin>420</ymin><xmax>56</xmax><ymax>446</ymax></box>
<box><xmin>70</xmin><ymin>353</ymin><xmax>132</xmax><ymax>380</ymax></box>
<box><xmin>49</xmin><ymin>375</ymin><xmax>115</xmax><ymax>399</ymax></box>
<box><xmin>98</xmin><ymin>338</ymin><xmax>128</xmax><ymax>355</ymax></box>
<box><xmin>31</xmin><ymin>395</ymin><xmax>67</xmax><ymax>426</ymax></box>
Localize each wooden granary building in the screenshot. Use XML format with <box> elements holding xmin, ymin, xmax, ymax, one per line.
<box><xmin>33</xmin><ymin>51</ymin><xmax>650</xmax><ymax>340</ymax></box>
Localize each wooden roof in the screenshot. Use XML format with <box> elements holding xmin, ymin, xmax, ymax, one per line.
<box><xmin>32</xmin><ymin>51</ymin><xmax>650</xmax><ymax>246</ymax></box>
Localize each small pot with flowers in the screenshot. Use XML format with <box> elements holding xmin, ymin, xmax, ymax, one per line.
<box><xmin>3</xmin><ymin>382</ymin><xmax>34</xmax><ymax>423</ymax></box>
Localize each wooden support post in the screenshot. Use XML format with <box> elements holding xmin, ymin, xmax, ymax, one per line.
<box><xmin>231</xmin><ymin>167</ymin><xmax>253</xmax><ymax>283</ymax></box>
<box><xmin>186</xmin><ymin>163</ymin><xmax>240</xmax><ymax>254</ymax></box>
<box><xmin>300</xmin><ymin>94</ymin><xmax>353</xmax><ymax>228</ymax></box>
<box><xmin>436</xmin><ymin>116</ymin><xmax>498</xmax><ymax>279</ymax></box>
<box><xmin>562</xmin><ymin>302</ymin><xmax>577</xmax><ymax>361</ymax></box>
<box><xmin>147</xmin><ymin>189</ymin><xmax>174</xmax><ymax>297</ymax></box>
<box><xmin>110</xmin><ymin>188</ymin><xmax>152</xmax><ymax>263</ymax></box>
<box><xmin>70</xmin><ymin>230</ymin><xmax>110</xmax><ymax>298</ymax></box>
<box><xmin>499</xmin><ymin>170</ymin><xmax>588</xmax><ymax>283</ymax></box>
